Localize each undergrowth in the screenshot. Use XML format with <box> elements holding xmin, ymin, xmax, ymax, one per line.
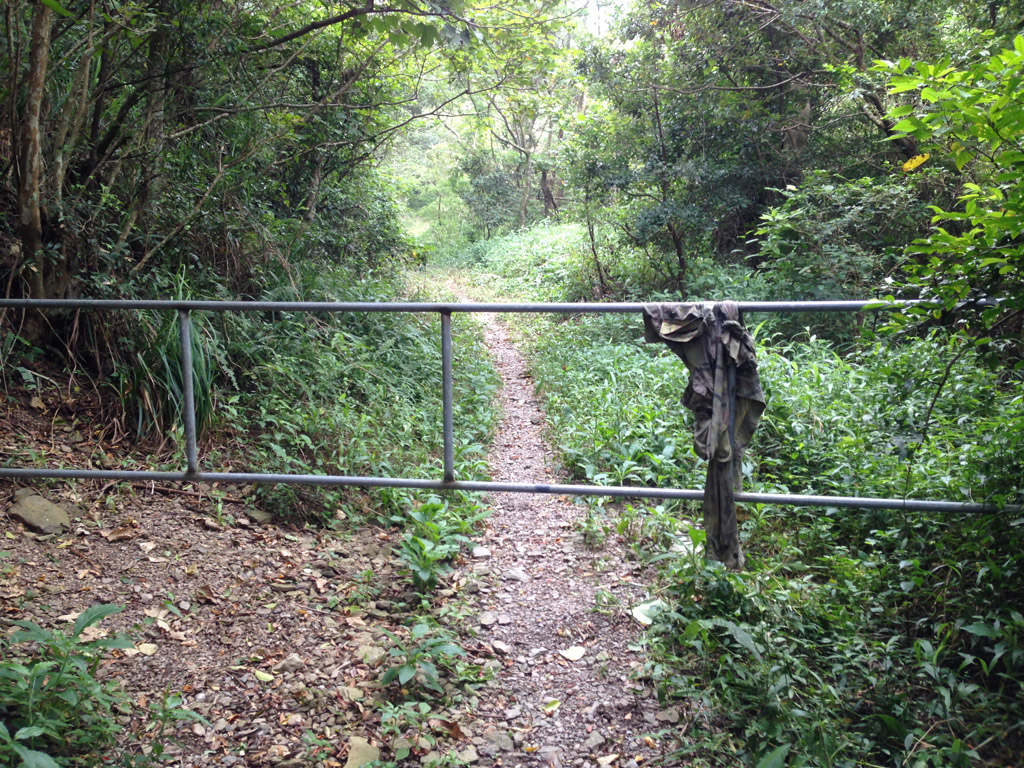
<box><xmin>0</xmin><ymin>604</ymin><xmax>202</xmax><ymax>766</ymax></box>
<box><xmin>457</xmin><ymin>224</ymin><xmax>1024</xmax><ymax>766</ymax></box>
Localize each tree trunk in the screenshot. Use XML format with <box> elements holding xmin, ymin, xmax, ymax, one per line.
<box><xmin>541</xmin><ymin>168</ymin><xmax>558</xmax><ymax>217</ymax></box>
<box><xmin>585</xmin><ymin>202</ymin><xmax>607</xmax><ymax>296</ymax></box>
<box><xmin>518</xmin><ymin>152</ymin><xmax>532</xmax><ymax>229</ymax></box>
<box><xmin>16</xmin><ymin>5</ymin><xmax>63</xmax><ymax>342</ymax></box>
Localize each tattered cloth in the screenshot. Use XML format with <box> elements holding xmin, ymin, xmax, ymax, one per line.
<box><xmin>642</xmin><ymin>301</ymin><xmax>765</xmax><ymax>569</ymax></box>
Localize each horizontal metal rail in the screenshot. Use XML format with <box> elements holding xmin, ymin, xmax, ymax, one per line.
<box><xmin>0</xmin><ymin>468</ymin><xmax>1016</xmax><ymax>513</ymax></box>
<box><xmin>0</xmin><ymin>298</ymin><xmax>920</xmax><ymax>313</ymax></box>
<box><xmin>1</xmin><ymin>297</ymin><xmax>1017</xmax><ymax>514</ymax></box>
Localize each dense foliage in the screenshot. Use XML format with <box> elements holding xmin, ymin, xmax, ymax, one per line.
<box><xmin>459</xmin><ymin>223</ymin><xmax>1024</xmax><ymax>766</ymax></box>
<box><xmin>5</xmin><ymin>0</ymin><xmax>1024</xmax><ymax>765</ymax></box>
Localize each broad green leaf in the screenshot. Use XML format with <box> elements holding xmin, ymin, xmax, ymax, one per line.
<box><xmin>73</xmin><ymin>604</ymin><xmax>122</xmax><ymax>639</ymax></box>
<box><xmin>11</xmin><ymin>744</ymin><xmax>62</xmax><ymax>768</ymax></box>
<box><xmin>888</xmin><ymin>104</ymin><xmax>916</xmax><ymax>118</ymax></box>
<box><xmin>14</xmin><ymin>726</ymin><xmax>47</xmax><ymax>741</ymax></box>
<box><xmin>755</xmin><ymin>744</ymin><xmax>791</xmax><ymax>768</ymax></box>
<box><xmin>962</xmin><ymin>622</ymin><xmax>1000</xmax><ymax>638</ymax></box>
<box><xmin>40</xmin><ymin>0</ymin><xmax>76</xmax><ymax>19</ymax></box>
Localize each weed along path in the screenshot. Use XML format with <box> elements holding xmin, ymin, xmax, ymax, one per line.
<box><xmin>460</xmin><ymin>311</ymin><xmax>668</xmax><ymax>768</ymax></box>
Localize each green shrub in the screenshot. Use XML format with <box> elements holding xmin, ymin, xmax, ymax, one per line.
<box><xmin>0</xmin><ymin>605</ymin><xmax>132</xmax><ymax>766</ymax></box>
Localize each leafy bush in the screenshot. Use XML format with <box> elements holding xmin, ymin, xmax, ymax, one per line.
<box><xmin>380</xmin><ymin>622</ymin><xmax>471</xmax><ymax>697</ymax></box>
<box><xmin>0</xmin><ymin>605</ymin><xmax>132</xmax><ymax>766</ymax></box>
<box><xmin>392</xmin><ymin>498</ymin><xmax>486</xmax><ymax>590</ymax></box>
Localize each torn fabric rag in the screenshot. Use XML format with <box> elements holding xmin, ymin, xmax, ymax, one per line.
<box><xmin>643</xmin><ymin>301</ymin><xmax>765</xmax><ymax>569</ymax></box>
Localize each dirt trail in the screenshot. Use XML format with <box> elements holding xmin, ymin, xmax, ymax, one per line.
<box><xmin>462</xmin><ymin>312</ymin><xmax>667</xmax><ymax>768</ymax></box>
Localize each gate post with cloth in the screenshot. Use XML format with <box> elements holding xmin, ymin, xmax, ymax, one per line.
<box><xmin>643</xmin><ymin>301</ymin><xmax>765</xmax><ymax>569</ymax></box>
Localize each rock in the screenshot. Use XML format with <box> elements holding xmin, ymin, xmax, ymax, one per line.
<box><xmin>655</xmin><ymin>706</ymin><xmax>680</xmax><ymax>724</ymax></box>
<box><xmin>9</xmin><ymin>494</ymin><xmax>71</xmax><ymax>534</ymax></box>
<box><xmin>344</xmin><ymin>736</ymin><xmax>380</xmax><ymax>768</ymax></box>
<box><xmin>264</xmin><ymin>743</ymin><xmax>290</xmax><ymax>762</ymax></box>
<box><xmin>472</xmin><ymin>546</ymin><xmax>491</xmax><ymax>558</ymax></box>
<box><xmin>492</xmin><ymin>640</ymin><xmax>513</xmax><ymax>655</ymax></box>
<box><xmin>481</xmin><ymin>727</ymin><xmax>514</xmax><ymax>752</ymax></box>
<box><xmin>273</xmin><ymin>653</ymin><xmax>305</xmax><ymax>674</ymax></box>
<box><xmin>583</xmin><ymin>732</ymin><xmax>605</xmax><ymax>750</ymax></box>
<box><xmin>340</xmin><ymin>686</ymin><xmax>364</xmax><ymax>702</ymax></box>
<box><xmin>247</xmin><ymin>508</ymin><xmax>273</xmax><ymax>525</ymax></box>
<box><xmin>478</xmin><ymin>611</ymin><xmax>498</xmax><ymax>627</ymax></box>
<box><xmin>504</xmin><ymin>706</ymin><xmax>521</xmax><ymax>719</ymax></box>
<box><xmin>596</xmin><ymin>756</ymin><xmax>618</xmax><ymax>767</ymax></box>
<box><xmin>503</xmin><ymin>567</ymin><xmax>530</xmax><ymax>582</ymax></box>
<box><xmin>13</xmin><ymin>488</ymin><xmax>35</xmax><ymax>502</ymax></box>
<box><xmin>356</xmin><ymin>645</ymin><xmax>387</xmax><ymax>668</ymax></box>
<box><xmin>540</xmin><ymin>747</ymin><xmax>564</xmax><ymax>768</ymax></box>
<box><xmin>459</xmin><ymin>745</ymin><xmax>480</xmax><ymax>763</ymax></box>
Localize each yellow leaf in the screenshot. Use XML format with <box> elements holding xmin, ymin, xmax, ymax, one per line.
<box><xmin>901</xmin><ymin>153</ymin><xmax>930</xmax><ymax>172</ymax></box>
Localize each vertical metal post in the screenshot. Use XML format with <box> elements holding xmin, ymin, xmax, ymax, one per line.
<box><xmin>441</xmin><ymin>311</ymin><xmax>455</xmax><ymax>483</ymax></box>
<box><xmin>178</xmin><ymin>309</ymin><xmax>199</xmax><ymax>477</ymax></box>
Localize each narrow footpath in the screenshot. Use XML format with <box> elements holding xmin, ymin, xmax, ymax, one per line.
<box><xmin>459</xmin><ymin>312</ymin><xmax>671</xmax><ymax>768</ymax></box>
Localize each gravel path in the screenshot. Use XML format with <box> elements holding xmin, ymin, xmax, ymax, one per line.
<box><xmin>460</xmin><ymin>312</ymin><xmax>669</xmax><ymax>768</ymax></box>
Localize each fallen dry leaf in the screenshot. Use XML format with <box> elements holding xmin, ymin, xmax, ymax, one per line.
<box><xmin>195</xmin><ymin>584</ymin><xmax>218</xmax><ymax>604</ymax></box>
<box><xmin>558</xmin><ymin>646</ymin><xmax>586</xmax><ymax>662</ymax></box>
<box><xmin>79</xmin><ymin>626</ymin><xmax>109</xmax><ymax>642</ymax></box>
<box><xmin>104</xmin><ymin>525</ymin><xmax>136</xmax><ymax>542</ymax></box>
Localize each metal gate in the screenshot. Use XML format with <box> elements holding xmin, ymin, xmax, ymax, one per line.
<box><xmin>1</xmin><ymin>298</ymin><xmax>1016</xmax><ymax>514</ymax></box>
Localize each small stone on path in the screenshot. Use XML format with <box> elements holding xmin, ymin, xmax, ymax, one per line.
<box><xmin>356</xmin><ymin>645</ymin><xmax>386</xmax><ymax>668</ymax></box>
<box><xmin>503</xmin><ymin>566</ymin><xmax>530</xmax><ymax>582</ymax></box>
<box><xmin>272</xmin><ymin>653</ymin><xmax>304</xmax><ymax>674</ymax></box>
<box><xmin>479</xmin><ymin>611</ymin><xmax>498</xmax><ymax>626</ymax></box>
<box><xmin>472</xmin><ymin>545</ymin><xmax>492</xmax><ymax>558</ymax></box>
<box><xmin>344</xmin><ymin>736</ymin><xmax>380</xmax><ymax>768</ymax></box>
<box><xmin>655</xmin><ymin>706</ymin><xmax>680</xmax><ymax>724</ymax></box>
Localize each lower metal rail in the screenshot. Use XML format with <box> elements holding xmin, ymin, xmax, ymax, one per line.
<box><xmin>0</xmin><ymin>469</ymin><xmax>1016</xmax><ymax>514</ymax></box>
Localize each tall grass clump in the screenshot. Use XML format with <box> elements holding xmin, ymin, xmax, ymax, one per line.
<box><xmin>206</xmin><ymin>261</ymin><xmax>500</xmax><ymax>526</ymax></box>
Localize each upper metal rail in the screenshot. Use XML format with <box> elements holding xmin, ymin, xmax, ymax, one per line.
<box><xmin>0</xmin><ymin>298</ymin><xmax>916</xmax><ymax>313</ymax></box>
<box><xmin>1</xmin><ymin>297</ymin><xmax>1017</xmax><ymax>514</ymax></box>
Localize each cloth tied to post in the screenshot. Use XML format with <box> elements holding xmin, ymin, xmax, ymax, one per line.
<box><xmin>642</xmin><ymin>301</ymin><xmax>765</xmax><ymax>569</ymax></box>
